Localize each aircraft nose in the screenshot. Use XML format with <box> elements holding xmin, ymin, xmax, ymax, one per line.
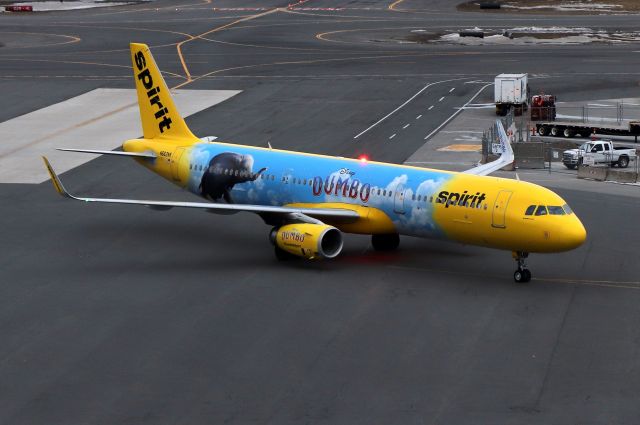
<box><xmin>563</xmin><ymin>217</ymin><xmax>587</xmax><ymax>250</ymax></box>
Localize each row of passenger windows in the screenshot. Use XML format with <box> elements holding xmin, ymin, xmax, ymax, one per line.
<box><xmin>525</xmin><ymin>204</ymin><xmax>572</xmax><ymax>216</ymax></box>
<box><xmin>190</xmin><ymin>164</ymin><xmax>486</xmax><ymax>206</ymax></box>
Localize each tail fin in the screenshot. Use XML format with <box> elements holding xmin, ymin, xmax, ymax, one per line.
<box><xmin>130</xmin><ymin>43</ymin><xmax>198</xmax><ymax>142</ymax></box>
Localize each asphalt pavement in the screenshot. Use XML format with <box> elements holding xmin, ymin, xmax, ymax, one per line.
<box><xmin>1</xmin><ymin>1</ymin><xmax>640</xmax><ymax>423</ymax></box>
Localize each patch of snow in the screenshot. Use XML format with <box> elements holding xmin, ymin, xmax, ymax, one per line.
<box><xmin>509</xmin><ymin>26</ymin><xmax>592</xmax><ymax>33</ymax></box>
<box><xmin>437</xmin><ymin>25</ymin><xmax>640</xmax><ymax>45</ymax></box>
<box><xmin>502</xmin><ymin>2</ymin><xmax>623</xmax><ymax>12</ymax></box>
<box><xmin>3</xmin><ymin>0</ymin><xmax>142</xmax><ymax>12</ymax></box>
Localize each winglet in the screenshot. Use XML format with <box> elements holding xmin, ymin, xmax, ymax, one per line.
<box><xmin>462</xmin><ymin>120</ymin><xmax>515</xmax><ymax>176</ymax></box>
<box><xmin>495</xmin><ymin>119</ymin><xmax>515</xmax><ymax>161</ymax></box>
<box><xmin>42</xmin><ymin>157</ymin><xmax>72</xmax><ymax>198</ymax></box>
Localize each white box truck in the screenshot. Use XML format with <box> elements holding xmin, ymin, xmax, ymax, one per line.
<box><xmin>494</xmin><ymin>73</ymin><xmax>529</xmax><ymax>116</ymax></box>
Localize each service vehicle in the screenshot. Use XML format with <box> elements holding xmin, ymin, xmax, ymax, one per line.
<box><xmin>562</xmin><ymin>140</ymin><xmax>636</xmax><ymax>169</ymax></box>
<box><xmin>494</xmin><ymin>73</ymin><xmax>529</xmax><ymax>116</ymax></box>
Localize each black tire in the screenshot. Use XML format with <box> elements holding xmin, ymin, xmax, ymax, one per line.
<box><xmin>537</xmin><ymin>126</ymin><xmax>548</xmax><ymax>136</ymax></box>
<box><xmin>371</xmin><ymin>233</ymin><xmax>400</xmax><ymax>251</ymax></box>
<box><xmin>618</xmin><ymin>156</ymin><xmax>629</xmax><ymax>168</ymax></box>
<box><xmin>563</xmin><ymin>128</ymin><xmax>575</xmax><ymax>138</ymax></box>
<box><xmin>565</xmin><ymin>164</ymin><xmax>576</xmax><ymax>170</ymax></box>
<box><xmin>514</xmin><ymin>270</ymin><xmax>524</xmax><ymax>283</ymax></box>
<box><xmin>550</xmin><ymin>127</ymin><xmax>560</xmax><ymax>137</ymax></box>
<box><xmin>514</xmin><ymin>269</ymin><xmax>531</xmax><ymax>283</ymax></box>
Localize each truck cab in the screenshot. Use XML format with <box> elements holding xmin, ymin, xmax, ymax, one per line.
<box><xmin>562</xmin><ymin>140</ymin><xmax>636</xmax><ymax>169</ymax></box>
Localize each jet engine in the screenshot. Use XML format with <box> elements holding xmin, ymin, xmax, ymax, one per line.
<box><xmin>270</xmin><ymin>223</ymin><xmax>343</xmax><ymax>259</ymax></box>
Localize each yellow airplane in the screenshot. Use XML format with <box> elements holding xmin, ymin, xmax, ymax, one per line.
<box><xmin>43</xmin><ymin>43</ymin><xmax>586</xmax><ymax>283</ymax></box>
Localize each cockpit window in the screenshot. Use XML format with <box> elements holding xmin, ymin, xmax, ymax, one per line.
<box><xmin>562</xmin><ymin>204</ymin><xmax>573</xmax><ymax>215</ymax></box>
<box><xmin>525</xmin><ymin>205</ymin><xmax>536</xmax><ymax>216</ymax></box>
<box><xmin>535</xmin><ymin>205</ymin><xmax>548</xmax><ymax>216</ymax></box>
<box><xmin>547</xmin><ymin>206</ymin><xmax>565</xmax><ymax>215</ymax></box>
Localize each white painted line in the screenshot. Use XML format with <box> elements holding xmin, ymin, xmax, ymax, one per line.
<box><xmin>428</xmin><ymin>105</ymin><xmax>434</xmax><ymax>110</ymax></box>
<box><xmin>0</xmin><ymin>88</ymin><xmax>241</xmax><ymax>183</ymax></box>
<box><xmin>416</xmin><ymin>115</ymin><xmax>422</xmax><ymax>119</ymax></box>
<box><xmin>389</xmin><ymin>134</ymin><xmax>396</xmax><ymax>140</ymax></box>
<box><xmin>449</xmin><ymin>87</ymin><xmax>456</xmax><ymax>93</ymax></box>
<box><xmin>402</xmin><ymin>124</ymin><xmax>410</xmax><ymax>129</ymax></box>
<box><xmin>423</xmin><ymin>83</ymin><xmax>493</xmax><ymax>141</ymax></box>
<box><xmin>352</xmin><ymin>77</ymin><xmax>469</xmax><ymax>139</ymax></box>
<box><xmin>438</xmin><ymin>96</ymin><xmax>445</xmax><ymax>102</ymax></box>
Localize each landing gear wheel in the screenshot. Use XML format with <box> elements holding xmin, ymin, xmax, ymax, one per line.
<box><xmin>512</xmin><ymin>251</ymin><xmax>532</xmax><ymax>283</ymax></box>
<box><xmin>371</xmin><ymin>233</ymin><xmax>400</xmax><ymax>251</ymax></box>
<box><xmin>514</xmin><ymin>268</ymin><xmax>532</xmax><ymax>283</ymax></box>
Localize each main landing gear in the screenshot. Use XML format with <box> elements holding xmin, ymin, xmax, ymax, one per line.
<box><xmin>513</xmin><ymin>251</ymin><xmax>531</xmax><ymax>283</ymax></box>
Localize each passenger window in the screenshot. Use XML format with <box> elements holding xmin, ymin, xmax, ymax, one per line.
<box><xmin>535</xmin><ymin>205</ymin><xmax>548</xmax><ymax>216</ymax></box>
<box><xmin>418</xmin><ymin>195</ymin><xmax>422</xmax><ymax>201</ymax></box>
<box><xmin>389</xmin><ymin>191</ymin><xmax>393</xmax><ymax>197</ymax></box>
<box><xmin>525</xmin><ymin>205</ymin><xmax>536</xmax><ymax>216</ymax></box>
<box><xmin>412</xmin><ymin>195</ymin><xmax>415</xmax><ymax>201</ymax></box>
<box><xmin>548</xmin><ymin>206</ymin><xmax>565</xmax><ymax>215</ymax></box>
<box><xmin>383</xmin><ymin>190</ymin><xmax>386</xmax><ymax>196</ymax></box>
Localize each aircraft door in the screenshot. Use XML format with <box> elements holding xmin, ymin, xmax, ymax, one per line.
<box><xmin>394</xmin><ymin>184</ymin><xmax>405</xmax><ymax>214</ymax></box>
<box><xmin>492</xmin><ymin>190</ymin><xmax>513</xmax><ymax>228</ymax></box>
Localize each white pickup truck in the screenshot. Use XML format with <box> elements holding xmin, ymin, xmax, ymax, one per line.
<box><xmin>563</xmin><ymin>140</ymin><xmax>636</xmax><ymax>169</ymax></box>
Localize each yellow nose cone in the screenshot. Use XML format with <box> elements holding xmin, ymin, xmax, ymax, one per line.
<box><xmin>563</xmin><ymin>217</ymin><xmax>587</xmax><ymax>251</ymax></box>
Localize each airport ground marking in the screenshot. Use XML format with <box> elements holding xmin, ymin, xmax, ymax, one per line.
<box><xmin>423</xmin><ymin>83</ymin><xmax>492</xmax><ymax>141</ymax></box>
<box><xmin>416</xmin><ymin>115</ymin><xmax>422</xmax><ymax>120</ymax></box>
<box><xmin>439</xmin><ymin>96</ymin><xmax>445</xmax><ymax>102</ymax></box>
<box><xmin>403</xmin><ymin>123</ymin><xmax>410</xmax><ymax>129</ymax></box>
<box><xmin>353</xmin><ymin>78</ymin><xmax>468</xmax><ymax>140</ymax></box>
<box><xmin>449</xmin><ymin>87</ymin><xmax>456</xmax><ymax>93</ymax></box>
<box><xmin>428</xmin><ymin>105</ymin><xmax>434</xmax><ymax>110</ymax></box>
<box><xmin>390</xmin><ymin>266</ymin><xmax>640</xmax><ymax>290</ymax></box>
<box><xmin>388</xmin><ymin>0</ymin><xmax>405</xmax><ymax>11</ymax></box>
<box><xmin>389</xmin><ymin>133</ymin><xmax>396</xmax><ymax>140</ymax></box>
<box><xmin>0</xmin><ymin>31</ymin><xmax>81</xmax><ymax>49</ymax></box>
<box><xmin>175</xmin><ymin>7</ymin><xmax>279</xmax><ymax>82</ymax></box>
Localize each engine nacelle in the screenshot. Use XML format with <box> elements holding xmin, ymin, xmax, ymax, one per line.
<box><xmin>270</xmin><ymin>224</ymin><xmax>343</xmax><ymax>259</ymax></box>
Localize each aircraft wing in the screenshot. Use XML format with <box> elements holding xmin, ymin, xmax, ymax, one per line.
<box><xmin>42</xmin><ymin>157</ymin><xmax>360</xmax><ymax>222</ymax></box>
<box><xmin>463</xmin><ymin>120</ymin><xmax>514</xmax><ymax>176</ymax></box>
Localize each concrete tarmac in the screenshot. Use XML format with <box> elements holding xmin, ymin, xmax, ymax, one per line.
<box><xmin>1</xmin><ymin>1</ymin><xmax>640</xmax><ymax>423</ymax></box>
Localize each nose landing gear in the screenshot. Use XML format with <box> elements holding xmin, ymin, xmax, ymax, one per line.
<box><xmin>513</xmin><ymin>251</ymin><xmax>531</xmax><ymax>283</ymax></box>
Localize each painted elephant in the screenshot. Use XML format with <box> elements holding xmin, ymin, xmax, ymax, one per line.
<box><xmin>199</xmin><ymin>152</ymin><xmax>267</xmax><ymax>203</ymax></box>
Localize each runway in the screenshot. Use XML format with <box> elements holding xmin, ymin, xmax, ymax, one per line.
<box><xmin>1</xmin><ymin>1</ymin><xmax>640</xmax><ymax>423</ymax></box>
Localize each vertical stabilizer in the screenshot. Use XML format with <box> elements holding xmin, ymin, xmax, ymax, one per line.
<box><xmin>130</xmin><ymin>43</ymin><xmax>198</xmax><ymax>142</ymax></box>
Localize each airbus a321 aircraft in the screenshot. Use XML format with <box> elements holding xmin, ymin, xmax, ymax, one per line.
<box><xmin>43</xmin><ymin>43</ymin><xmax>586</xmax><ymax>283</ymax></box>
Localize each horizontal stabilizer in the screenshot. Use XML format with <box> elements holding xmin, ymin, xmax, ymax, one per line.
<box><xmin>57</xmin><ymin>148</ymin><xmax>157</xmax><ymax>158</ymax></box>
